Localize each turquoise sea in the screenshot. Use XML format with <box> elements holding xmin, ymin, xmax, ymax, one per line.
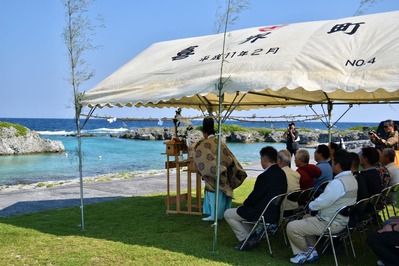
<box><xmin>0</xmin><ymin>118</ymin><xmax>378</xmax><ymax>186</ymax></box>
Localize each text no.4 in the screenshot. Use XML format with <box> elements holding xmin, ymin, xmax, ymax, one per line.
<box><xmin>345</xmin><ymin>57</ymin><xmax>376</xmax><ymax>67</ymax></box>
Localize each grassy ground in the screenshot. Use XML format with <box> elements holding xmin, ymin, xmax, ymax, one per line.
<box><xmin>0</xmin><ymin>179</ymin><xmax>385</xmax><ymax>265</ymax></box>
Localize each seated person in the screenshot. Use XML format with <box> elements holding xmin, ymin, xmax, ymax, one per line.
<box><xmin>367</xmin><ymin>221</ymin><xmax>399</xmax><ymax>266</ymax></box>
<box><xmin>286</xmin><ymin>149</ymin><xmax>357</xmax><ymax>264</ymax></box>
<box><xmin>295</xmin><ymin>149</ymin><xmax>322</xmax><ymax>190</ymax></box>
<box><xmin>295</xmin><ymin>149</ymin><xmax>322</xmax><ymax>206</ymax></box>
<box><xmin>224</xmin><ymin>146</ymin><xmax>287</xmax><ymax>250</ymax></box>
<box><xmin>376</xmin><ymin>153</ymin><xmax>391</xmax><ymax>188</ymax></box>
<box><xmin>277</xmin><ymin>149</ymin><xmax>301</xmax><ymax>217</ymax></box>
<box><xmin>381</xmin><ymin>148</ymin><xmax>399</xmax><ymax>204</ymax></box>
<box><xmin>348</xmin><ymin>152</ymin><xmax>365</xmax><ymax>227</ymax></box>
<box><xmin>357</xmin><ymin>147</ymin><xmax>386</xmax><ymax>223</ymax></box>
<box><xmin>357</xmin><ymin>147</ymin><xmax>384</xmax><ymax>201</ymax></box>
<box><xmin>328</xmin><ymin>142</ymin><xmax>341</xmax><ymax>177</ymax></box>
<box><xmin>349</xmin><ymin>152</ymin><xmax>360</xmax><ymax>178</ymax></box>
<box><xmin>313</xmin><ymin>144</ymin><xmax>333</xmax><ymax>190</ymax></box>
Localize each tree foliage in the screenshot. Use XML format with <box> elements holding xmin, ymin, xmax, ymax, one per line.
<box><xmin>213</xmin><ymin>0</ymin><xmax>250</xmax><ymax>34</ymax></box>
<box><xmin>61</xmin><ymin>0</ymin><xmax>103</xmax><ymax>231</ymax></box>
<box><xmin>354</xmin><ymin>0</ymin><xmax>382</xmax><ymax>16</ymax></box>
<box><xmin>62</xmin><ymin>0</ymin><xmax>102</xmax><ymax>118</ymax></box>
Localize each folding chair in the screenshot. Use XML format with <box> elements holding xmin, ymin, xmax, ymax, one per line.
<box><xmin>283</xmin><ymin>189</ymin><xmax>303</xmax><ymax>219</ymax></box>
<box><xmin>348</xmin><ymin>197</ymin><xmax>370</xmax><ymax>259</ymax></box>
<box><xmin>368</xmin><ymin>193</ymin><xmax>383</xmax><ymax>230</ymax></box>
<box><xmin>311</xmin><ymin>181</ymin><xmax>330</xmax><ymax>201</ymax></box>
<box><xmin>296</xmin><ymin>187</ymin><xmax>314</xmax><ymax>219</ymax></box>
<box><xmin>281</xmin><ymin>189</ymin><xmax>303</xmax><ymax>245</ymax></box>
<box><xmin>299</xmin><ymin>187</ymin><xmax>314</xmax><ymax>206</ymax></box>
<box><xmin>380</xmin><ymin>186</ymin><xmax>393</xmax><ymax>220</ymax></box>
<box><xmin>301</xmin><ymin>205</ymin><xmax>356</xmax><ymax>266</ymax></box>
<box><xmin>239</xmin><ymin>192</ymin><xmax>287</xmax><ymax>255</ymax></box>
<box><xmin>386</xmin><ymin>182</ymin><xmax>399</xmax><ymax>217</ymax></box>
<box><xmin>371</xmin><ymin>187</ymin><xmax>391</xmax><ymax>227</ymax></box>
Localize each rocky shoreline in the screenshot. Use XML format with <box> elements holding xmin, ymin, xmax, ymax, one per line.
<box><xmin>1</xmin><ymin>124</ymin><xmax>375</xmax><ymax>156</ymax></box>
<box><xmin>116</xmin><ymin>127</ymin><xmax>374</xmax><ymax>150</ymax></box>
<box><xmin>0</xmin><ymin>126</ymin><xmax>64</xmax><ymax>155</ymax></box>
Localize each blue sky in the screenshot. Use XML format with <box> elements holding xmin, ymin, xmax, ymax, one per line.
<box><xmin>1</xmin><ymin>0</ymin><xmax>398</xmax><ymax>122</ymax></box>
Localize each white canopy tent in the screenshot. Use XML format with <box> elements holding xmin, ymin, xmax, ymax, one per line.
<box><xmin>83</xmin><ymin>10</ymin><xmax>399</xmax><ymax>250</ymax></box>
<box><xmin>85</xmin><ymin>11</ymin><xmax>399</xmax><ymax>111</ymax></box>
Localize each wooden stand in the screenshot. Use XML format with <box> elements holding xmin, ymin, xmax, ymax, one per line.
<box><xmin>164</xmin><ymin>140</ymin><xmax>202</xmax><ymax>215</ymax></box>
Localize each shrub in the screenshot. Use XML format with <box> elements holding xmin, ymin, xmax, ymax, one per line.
<box><xmin>0</xmin><ymin>121</ymin><xmax>29</xmax><ymax>137</ymax></box>
<box><xmin>349</xmin><ymin>125</ymin><xmax>377</xmax><ymax>131</ymax></box>
<box><xmin>222</xmin><ymin>124</ymin><xmax>249</xmax><ymax>132</ymax></box>
<box><xmin>196</xmin><ymin>124</ymin><xmax>249</xmax><ymax>132</ymax></box>
<box><xmin>251</xmin><ymin>128</ymin><xmax>272</xmax><ymax>135</ymax></box>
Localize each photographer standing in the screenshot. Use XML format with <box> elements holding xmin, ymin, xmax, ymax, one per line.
<box><xmin>369</xmin><ymin>119</ymin><xmax>399</xmax><ymax>151</ymax></box>
<box><xmin>283</xmin><ymin>122</ymin><xmax>299</xmax><ymax>157</ymax></box>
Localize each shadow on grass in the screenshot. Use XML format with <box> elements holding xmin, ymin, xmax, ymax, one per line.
<box><xmin>0</xmin><ymin>194</ymin><xmax>373</xmax><ymax>265</ymax></box>
<box><xmin>0</xmin><ymin>196</ymin><xmax>122</xmax><ymax>217</ymax></box>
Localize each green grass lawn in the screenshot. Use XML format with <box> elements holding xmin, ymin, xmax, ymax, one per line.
<box><xmin>0</xmin><ymin>179</ymin><xmax>384</xmax><ymax>265</ymax></box>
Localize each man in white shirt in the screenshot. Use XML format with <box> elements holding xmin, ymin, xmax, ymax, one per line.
<box><xmin>381</xmin><ymin>148</ymin><xmax>399</xmax><ymax>204</ymax></box>
<box><xmin>286</xmin><ymin>149</ymin><xmax>358</xmax><ymax>264</ymax></box>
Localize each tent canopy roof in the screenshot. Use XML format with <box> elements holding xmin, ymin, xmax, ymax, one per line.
<box><xmin>84</xmin><ymin>11</ymin><xmax>399</xmax><ymax>113</ymax></box>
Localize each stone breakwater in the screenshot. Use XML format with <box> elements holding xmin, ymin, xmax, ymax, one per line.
<box><xmin>117</xmin><ymin>127</ymin><xmax>374</xmax><ymax>149</ymax></box>
<box><xmin>0</xmin><ymin>127</ymin><xmax>65</xmax><ymax>155</ymax></box>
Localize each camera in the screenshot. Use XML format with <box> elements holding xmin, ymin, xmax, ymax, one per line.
<box><xmin>368</xmin><ymin>130</ymin><xmax>376</xmax><ymax>135</ymax></box>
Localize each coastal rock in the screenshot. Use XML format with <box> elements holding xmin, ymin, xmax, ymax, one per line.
<box><xmin>264</xmin><ymin>131</ymin><xmax>282</xmax><ymax>143</ymax></box>
<box><xmin>116</xmin><ymin>127</ymin><xmax>374</xmax><ymax>150</ymax></box>
<box><xmin>0</xmin><ymin>126</ymin><xmax>65</xmax><ymax>155</ymax></box>
<box><xmin>226</xmin><ymin>131</ymin><xmax>262</xmax><ymax>143</ymax></box>
<box><xmin>120</xmin><ymin>128</ymin><xmax>168</xmax><ymax>140</ymax></box>
<box><xmin>120</xmin><ymin>127</ymin><xmax>202</xmax><ymax>141</ymax></box>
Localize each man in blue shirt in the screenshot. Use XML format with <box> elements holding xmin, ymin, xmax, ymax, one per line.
<box><xmin>314</xmin><ymin>144</ymin><xmax>333</xmax><ymax>190</ymax></box>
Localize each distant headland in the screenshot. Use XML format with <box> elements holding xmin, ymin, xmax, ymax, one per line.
<box><xmin>0</xmin><ymin>122</ymin><xmax>65</xmax><ymax>155</ymax></box>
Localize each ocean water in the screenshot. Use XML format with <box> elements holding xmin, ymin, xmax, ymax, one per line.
<box><xmin>0</xmin><ymin>118</ymin><xmax>377</xmax><ymax>186</ymax></box>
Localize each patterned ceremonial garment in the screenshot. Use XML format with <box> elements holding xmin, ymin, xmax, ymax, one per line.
<box><xmin>194</xmin><ymin>136</ymin><xmax>247</xmax><ymax>198</ymax></box>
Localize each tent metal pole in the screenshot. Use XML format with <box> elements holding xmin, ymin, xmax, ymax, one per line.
<box><xmin>77</xmin><ymin>129</ymin><xmax>85</xmax><ymax>231</ymax></box>
<box><xmin>327</xmin><ymin>102</ymin><xmax>333</xmax><ymax>143</ymax></box>
<box><xmin>77</xmin><ymin>106</ymin><xmax>96</xmax><ymax>231</ymax></box>
<box><xmin>309</xmin><ymin>104</ymin><xmax>329</xmax><ymax>129</ymax></box>
<box><xmin>330</xmin><ymin>104</ymin><xmax>353</xmax><ymax>129</ymax></box>
<box><xmin>81</xmin><ymin>106</ymin><xmax>97</xmax><ymax>129</ymax></box>
<box><xmin>222</xmin><ymin>92</ymin><xmax>247</xmax><ymax>123</ymax></box>
<box><xmin>213</xmin><ymin>83</ymin><xmax>223</xmax><ymax>252</ymax></box>
<box><xmin>310</xmin><ymin>103</ymin><xmax>354</xmax><ymax>144</ymax></box>
<box><xmin>212</xmin><ymin>0</ymin><xmax>231</xmax><ymax>252</ymax></box>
